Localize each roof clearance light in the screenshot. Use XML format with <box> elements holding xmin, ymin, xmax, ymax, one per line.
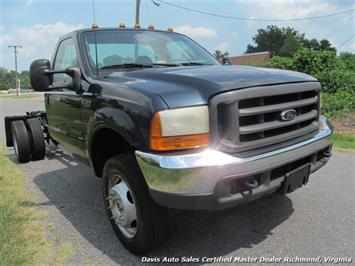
<box><xmin>134</xmin><ymin>23</ymin><xmax>141</xmax><ymax>29</ymax></box>
<box><xmin>91</xmin><ymin>23</ymin><xmax>99</xmax><ymax>29</ymax></box>
<box><xmin>148</xmin><ymin>24</ymin><xmax>155</xmax><ymax>30</ymax></box>
<box><xmin>119</xmin><ymin>22</ymin><xmax>126</xmax><ymax>28</ymax></box>
<box><xmin>167</xmin><ymin>27</ymin><xmax>173</xmax><ymax>32</ymax></box>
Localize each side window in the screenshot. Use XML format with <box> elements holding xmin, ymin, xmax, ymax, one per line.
<box><xmin>53</xmin><ymin>38</ymin><xmax>77</xmax><ymax>86</ymax></box>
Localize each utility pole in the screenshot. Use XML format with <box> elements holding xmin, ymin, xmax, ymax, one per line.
<box><xmin>135</xmin><ymin>0</ymin><xmax>160</xmax><ymax>25</ymax></box>
<box><xmin>135</xmin><ymin>0</ymin><xmax>141</xmax><ymax>25</ymax></box>
<box><xmin>134</xmin><ymin>0</ymin><xmax>159</xmax><ymax>58</ymax></box>
<box><xmin>8</xmin><ymin>45</ymin><xmax>22</xmax><ymax>96</ymax></box>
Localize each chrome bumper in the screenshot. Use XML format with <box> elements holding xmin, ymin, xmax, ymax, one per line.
<box><xmin>135</xmin><ymin>116</ymin><xmax>333</xmax><ymax>210</ymax></box>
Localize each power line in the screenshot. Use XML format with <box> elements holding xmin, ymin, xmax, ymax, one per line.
<box><xmin>337</xmin><ymin>33</ymin><xmax>355</xmax><ymax>50</ymax></box>
<box><xmin>157</xmin><ymin>0</ymin><xmax>355</xmax><ymax>22</ymax></box>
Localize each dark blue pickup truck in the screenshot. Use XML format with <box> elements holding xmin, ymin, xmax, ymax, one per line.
<box><xmin>5</xmin><ymin>25</ymin><xmax>333</xmax><ymax>254</ymax></box>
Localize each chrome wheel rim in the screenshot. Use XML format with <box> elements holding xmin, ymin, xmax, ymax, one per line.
<box><xmin>108</xmin><ymin>174</ymin><xmax>138</xmax><ymax>239</ymax></box>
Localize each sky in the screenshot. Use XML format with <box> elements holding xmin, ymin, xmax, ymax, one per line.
<box><xmin>0</xmin><ymin>0</ymin><xmax>354</xmax><ymax>72</ymax></box>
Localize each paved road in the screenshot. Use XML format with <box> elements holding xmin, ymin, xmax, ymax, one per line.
<box><xmin>1</xmin><ymin>97</ymin><xmax>354</xmax><ymax>265</ymax></box>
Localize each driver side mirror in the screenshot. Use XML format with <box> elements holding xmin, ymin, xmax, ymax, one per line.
<box><xmin>222</xmin><ymin>57</ymin><xmax>232</xmax><ymax>65</ymax></box>
<box><xmin>30</xmin><ymin>59</ymin><xmax>81</xmax><ymax>92</ymax></box>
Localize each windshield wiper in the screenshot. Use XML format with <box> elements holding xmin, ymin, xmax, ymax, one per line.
<box><xmin>100</xmin><ymin>63</ymin><xmax>154</xmax><ymax>70</ymax></box>
<box><xmin>180</xmin><ymin>62</ymin><xmax>213</xmax><ymax>66</ymax></box>
<box><xmin>100</xmin><ymin>62</ymin><xmax>210</xmax><ymax>70</ymax></box>
<box><xmin>151</xmin><ymin>63</ymin><xmax>180</xmax><ymax>67</ymax></box>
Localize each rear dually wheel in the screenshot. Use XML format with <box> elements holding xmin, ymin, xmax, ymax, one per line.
<box><xmin>26</xmin><ymin>118</ymin><xmax>46</xmax><ymax>160</ymax></box>
<box><xmin>11</xmin><ymin>120</ymin><xmax>31</xmax><ymax>163</ymax></box>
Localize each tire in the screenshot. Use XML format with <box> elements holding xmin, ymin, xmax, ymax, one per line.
<box><xmin>102</xmin><ymin>154</ymin><xmax>168</xmax><ymax>254</ymax></box>
<box><xmin>26</xmin><ymin>118</ymin><xmax>45</xmax><ymax>160</ymax></box>
<box><xmin>11</xmin><ymin>120</ymin><xmax>31</xmax><ymax>163</ymax></box>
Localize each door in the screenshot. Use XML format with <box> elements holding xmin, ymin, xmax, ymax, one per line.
<box><xmin>46</xmin><ymin>37</ymin><xmax>85</xmax><ymax>156</ymax></box>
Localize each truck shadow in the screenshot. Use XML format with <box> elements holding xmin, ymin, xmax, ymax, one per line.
<box><xmin>19</xmin><ymin>147</ymin><xmax>294</xmax><ymax>265</ymax></box>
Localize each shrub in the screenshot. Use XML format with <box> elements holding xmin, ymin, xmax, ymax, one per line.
<box><xmin>339</xmin><ymin>52</ymin><xmax>355</xmax><ymax>71</ymax></box>
<box><xmin>321</xmin><ymin>90</ymin><xmax>355</xmax><ymax>117</ymax></box>
<box><xmin>316</xmin><ymin>69</ymin><xmax>355</xmax><ymax>93</ymax></box>
<box><xmin>267</xmin><ymin>56</ymin><xmax>294</xmax><ymax>70</ymax></box>
<box><xmin>291</xmin><ymin>49</ymin><xmax>337</xmax><ymax>76</ymax></box>
<box><xmin>267</xmin><ymin>49</ymin><xmax>355</xmax><ymax>117</ymax></box>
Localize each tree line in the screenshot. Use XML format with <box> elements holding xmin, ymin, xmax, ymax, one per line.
<box><xmin>246</xmin><ymin>25</ymin><xmax>336</xmax><ymax>57</ymax></box>
<box><xmin>0</xmin><ymin>67</ymin><xmax>30</xmax><ymax>90</ymax></box>
<box><xmin>214</xmin><ymin>25</ymin><xmax>338</xmax><ymax>61</ymax></box>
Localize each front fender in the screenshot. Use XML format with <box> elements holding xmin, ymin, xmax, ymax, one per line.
<box><xmin>86</xmin><ymin>107</ymin><xmax>146</xmax><ymax>152</ymax></box>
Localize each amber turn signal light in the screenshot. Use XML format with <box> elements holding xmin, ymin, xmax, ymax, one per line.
<box><xmin>149</xmin><ymin>111</ymin><xmax>209</xmax><ymax>151</ymax></box>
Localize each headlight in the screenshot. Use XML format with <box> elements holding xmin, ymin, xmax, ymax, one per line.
<box><xmin>150</xmin><ymin>106</ymin><xmax>209</xmax><ymax>151</ymax></box>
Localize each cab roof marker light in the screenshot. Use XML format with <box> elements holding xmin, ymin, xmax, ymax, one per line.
<box><xmin>91</xmin><ymin>23</ymin><xmax>99</xmax><ymax>29</ymax></box>
<box><xmin>119</xmin><ymin>22</ymin><xmax>126</xmax><ymax>28</ymax></box>
<box><xmin>134</xmin><ymin>23</ymin><xmax>141</xmax><ymax>29</ymax></box>
<box><xmin>167</xmin><ymin>27</ymin><xmax>173</xmax><ymax>32</ymax></box>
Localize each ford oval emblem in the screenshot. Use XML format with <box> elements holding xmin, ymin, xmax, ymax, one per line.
<box><xmin>280</xmin><ymin>109</ymin><xmax>297</xmax><ymax>121</ymax></box>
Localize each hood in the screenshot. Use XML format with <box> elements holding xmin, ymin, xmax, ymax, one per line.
<box><xmin>104</xmin><ymin>65</ymin><xmax>318</xmax><ymax>108</ymax></box>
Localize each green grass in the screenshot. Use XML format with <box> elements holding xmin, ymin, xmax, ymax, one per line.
<box><xmin>0</xmin><ymin>146</ymin><xmax>72</xmax><ymax>265</ymax></box>
<box><xmin>333</xmin><ymin>131</ymin><xmax>355</xmax><ymax>152</ymax></box>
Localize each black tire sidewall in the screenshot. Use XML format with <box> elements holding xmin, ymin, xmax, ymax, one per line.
<box><xmin>26</xmin><ymin>118</ymin><xmax>45</xmax><ymax>160</ymax></box>
<box><xmin>102</xmin><ymin>154</ymin><xmax>167</xmax><ymax>254</ymax></box>
<box><xmin>11</xmin><ymin>120</ymin><xmax>31</xmax><ymax>163</ymax></box>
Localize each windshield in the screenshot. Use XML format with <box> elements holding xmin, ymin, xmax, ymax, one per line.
<box><xmin>82</xmin><ymin>29</ymin><xmax>219</xmax><ymax>73</ymax></box>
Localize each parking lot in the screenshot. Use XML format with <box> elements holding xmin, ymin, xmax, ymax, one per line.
<box><xmin>0</xmin><ymin>95</ymin><xmax>354</xmax><ymax>265</ymax></box>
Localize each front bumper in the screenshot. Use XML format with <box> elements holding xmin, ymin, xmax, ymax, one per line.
<box><xmin>135</xmin><ymin>116</ymin><xmax>333</xmax><ymax>210</ymax></box>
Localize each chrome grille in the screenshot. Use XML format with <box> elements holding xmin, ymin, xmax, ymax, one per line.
<box><xmin>210</xmin><ymin>82</ymin><xmax>321</xmax><ymax>153</ymax></box>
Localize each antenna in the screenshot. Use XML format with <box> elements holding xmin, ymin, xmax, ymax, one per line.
<box><xmin>92</xmin><ymin>0</ymin><xmax>99</xmax><ymax>76</ymax></box>
<box><xmin>94</xmin><ymin>31</ymin><xmax>99</xmax><ymax>76</ymax></box>
<box><xmin>92</xmin><ymin>0</ymin><xmax>96</xmax><ymax>23</ymax></box>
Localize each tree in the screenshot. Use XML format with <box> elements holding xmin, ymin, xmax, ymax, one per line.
<box><xmin>0</xmin><ymin>67</ymin><xmax>30</xmax><ymax>89</ymax></box>
<box><xmin>302</xmin><ymin>38</ymin><xmax>336</xmax><ymax>52</ymax></box>
<box><xmin>246</xmin><ymin>25</ymin><xmax>304</xmax><ymax>56</ymax></box>
<box><xmin>20</xmin><ymin>70</ymin><xmax>30</xmax><ymax>88</ymax></box>
<box><xmin>0</xmin><ymin>67</ymin><xmax>11</xmax><ymax>89</ymax></box>
<box><xmin>279</xmin><ymin>33</ymin><xmax>302</xmax><ymax>57</ymax></box>
<box><xmin>246</xmin><ymin>25</ymin><xmax>336</xmax><ymax>56</ymax></box>
<box><xmin>319</xmin><ymin>39</ymin><xmax>335</xmax><ymax>51</ymax></box>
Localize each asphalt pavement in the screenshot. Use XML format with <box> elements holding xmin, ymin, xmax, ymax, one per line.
<box><xmin>0</xmin><ymin>96</ymin><xmax>354</xmax><ymax>265</ymax></box>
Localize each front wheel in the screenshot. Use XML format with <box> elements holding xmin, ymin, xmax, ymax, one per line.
<box><xmin>102</xmin><ymin>154</ymin><xmax>168</xmax><ymax>254</ymax></box>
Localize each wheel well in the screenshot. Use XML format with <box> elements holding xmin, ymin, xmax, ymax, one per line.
<box><xmin>91</xmin><ymin>128</ymin><xmax>134</xmax><ymax>177</ymax></box>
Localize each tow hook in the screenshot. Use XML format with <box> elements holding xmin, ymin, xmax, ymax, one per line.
<box><xmin>245</xmin><ymin>179</ymin><xmax>259</xmax><ymax>189</ymax></box>
<box><xmin>322</xmin><ymin>150</ymin><xmax>332</xmax><ymax>158</ymax></box>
